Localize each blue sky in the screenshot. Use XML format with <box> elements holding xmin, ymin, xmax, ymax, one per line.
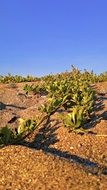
<box><xmin>0</xmin><ymin>0</ymin><xmax>107</xmax><ymax>76</ymax></box>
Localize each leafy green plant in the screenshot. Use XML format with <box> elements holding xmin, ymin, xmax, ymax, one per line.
<box><xmin>0</xmin><ymin>126</ymin><xmax>14</xmax><ymax>145</ymax></box>
<box><xmin>0</xmin><ymin>119</ymin><xmax>37</xmax><ymax>147</ymax></box>
<box><xmin>23</xmin><ymin>84</ymin><xmax>47</xmax><ymax>95</ymax></box>
<box><xmin>0</xmin><ymin>66</ymin><xmax>99</xmax><ymax>147</ymax></box>
<box><xmin>23</xmin><ymin>84</ymin><xmax>37</xmax><ymax>95</ymax></box>
<box><xmin>39</xmin><ymin>98</ymin><xmax>64</xmax><ymax>116</ymax></box>
<box><xmin>17</xmin><ymin>118</ymin><xmax>37</xmax><ymax>135</ymax></box>
<box><xmin>63</xmin><ymin>106</ymin><xmax>87</xmax><ymax>133</ymax></box>
<box><xmin>0</xmin><ymin>74</ymin><xmax>39</xmax><ymax>83</ymax></box>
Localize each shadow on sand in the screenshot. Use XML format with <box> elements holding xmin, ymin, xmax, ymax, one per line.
<box><xmin>83</xmin><ymin>94</ymin><xmax>107</xmax><ymax>130</ymax></box>
<box><xmin>1</xmin><ymin>94</ymin><xmax>107</xmax><ymax>176</ymax></box>
<box><xmin>0</xmin><ymin>102</ymin><xmax>26</xmax><ymax>110</ymax></box>
<box><xmin>16</xmin><ymin>117</ymin><xmax>107</xmax><ymax>176</ymax></box>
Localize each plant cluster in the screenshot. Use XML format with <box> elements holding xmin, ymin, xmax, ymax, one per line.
<box><xmin>0</xmin><ymin>74</ymin><xmax>39</xmax><ymax>83</ymax></box>
<box><xmin>23</xmin><ymin>83</ymin><xmax>47</xmax><ymax>95</ymax></box>
<box><xmin>0</xmin><ymin>119</ymin><xmax>37</xmax><ymax>146</ymax></box>
<box><xmin>1</xmin><ymin>65</ymin><xmax>107</xmax><ymax>84</ymax></box>
<box><xmin>39</xmin><ymin>68</ymin><xmax>96</xmax><ymax>133</ymax></box>
<box><xmin>0</xmin><ymin>66</ymin><xmax>97</xmax><ymax>147</ymax></box>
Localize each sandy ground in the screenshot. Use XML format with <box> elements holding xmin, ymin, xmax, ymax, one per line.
<box><xmin>0</xmin><ymin>82</ymin><xmax>107</xmax><ymax>190</ymax></box>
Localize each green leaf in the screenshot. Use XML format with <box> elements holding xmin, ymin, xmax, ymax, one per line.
<box><xmin>0</xmin><ymin>126</ymin><xmax>14</xmax><ymax>144</ymax></box>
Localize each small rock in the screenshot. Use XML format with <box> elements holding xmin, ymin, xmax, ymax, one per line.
<box><xmin>70</xmin><ymin>146</ymin><xmax>74</xmax><ymax>150</ymax></box>
<box><xmin>78</xmin><ymin>143</ymin><xmax>82</xmax><ymax>147</ymax></box>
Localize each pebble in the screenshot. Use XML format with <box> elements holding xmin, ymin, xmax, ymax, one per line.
<box><xmin>70</xmin><ymin>146</ymin><xmax>74</xmax><ymax>150</ymax></box>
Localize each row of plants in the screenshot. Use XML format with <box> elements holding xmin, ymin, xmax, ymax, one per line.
<box><xmin>1</xmin><ymin>66</ymin><xmax>107</xmax><ymax>84</ymax></box>
<box><xmin>23</xmin><ymin>83</ymin><xmax>47</xmax><ymax>95</ymax></box>
<box><xmin>39</xmin><ymin>67</ymin><xmax>96</xmax><ymax>132</ymax></box>
<box><xmin>41</xmin><ymin>66</ymin><xmax>107</xmax><ymax>83</ymax></box>
<box><xmin>0</xmin><ymin>73</ymin><xmax>39</xmax><ymax>83</ymax></box>
<box><xmin>0</xmin><ymin>67</ymin><xmax>96</xmax><ymax>147</ymax></box>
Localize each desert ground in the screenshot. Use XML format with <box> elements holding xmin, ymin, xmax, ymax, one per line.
<box><xmin>0</xmin><ymin>82</ymin><xmax>107</xmax><ymax>190</ymax></box>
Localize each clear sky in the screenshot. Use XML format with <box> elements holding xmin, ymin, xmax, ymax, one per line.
<box><xmin>0</xmin><ymin>0</ymin><xmax>107</xmax><ymax>76</ymax></box>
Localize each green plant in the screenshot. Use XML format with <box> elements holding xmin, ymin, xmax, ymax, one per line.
<box><xmin>0</xmin><ymin>66</ymin><xmax>98</xmax><ymax>147</ymax></box>
<box><xmin>0</xmin><ymin>74</ymin><xmax>39</xmax><ymax>83</ymax></box>
<box><xmin>63</xmin><ymin>106</ymin><xmax>87</xmax><ymax>133</ymax></box>
<box><xmin>0</xmin><ymin>119</ymin><xmax>37</xmax><ymax>147</ymax></box>
<box><xmin>0</xmin><ymin>126</ymin><xmax>14</xmax><ymax>145</ymax></box>
<box><xmin>17</xmin><ymin>118</ymin><xmax>37</xmax><ymax>135</ymax></box>
<box><xmin>23</xmin><ymin>84</ymin><xmax>47</xmax><ymax>95</ymax></box>
<box><xmin>23</xmin><ymin>84</ymin><xmax>37</xmax><ymax>95</ymax></box>
<box><xmin>39</xmin><ymin>98</ymin><xmax>64</xmax><ymax>116</ymax></box>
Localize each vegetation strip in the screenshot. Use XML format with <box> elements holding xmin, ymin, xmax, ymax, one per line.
<box><xmin>1</xmin><ymin>66</ymin><xmax>106</xmax><ymax>147</ymax></box>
